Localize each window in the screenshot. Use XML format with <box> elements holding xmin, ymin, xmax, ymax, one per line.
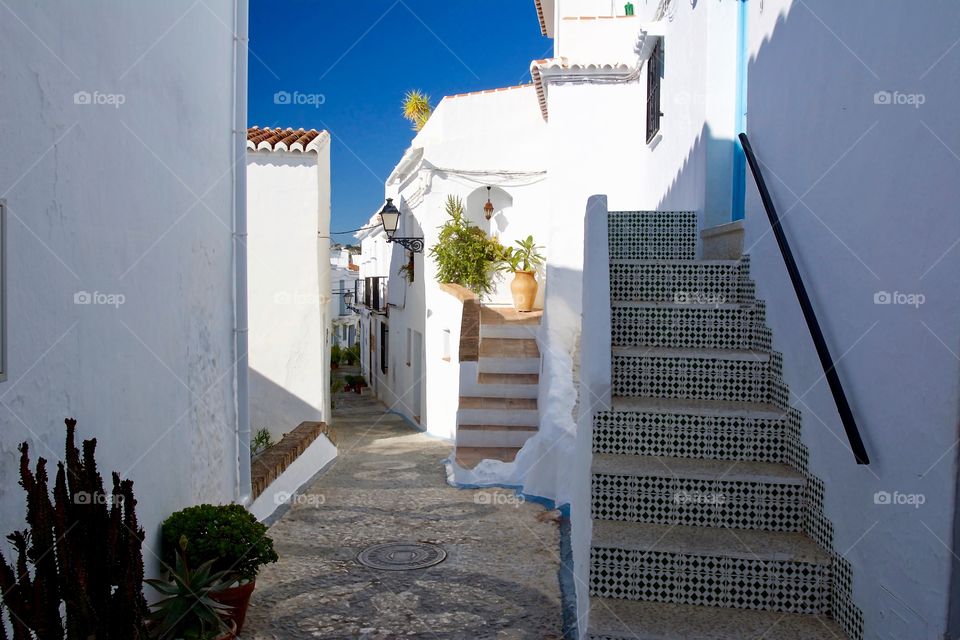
<box><xmin>0</xmin><ymin>200</ymin><xmax>5</xmax><ymax>382</ymax></box>
<box><xmin>646</xmin><ymin>40</ymin><xmax>663</xmax><ymax>143</ymax></box>
<box><xmin>380</xmin><ymin>322</ymin><xmax>389</xmax><ymax>374</ymax></box>
<box><xmin>442</xmin><ymin>329</ymin><xmax>451</xmax><ymax>362</ymax></box>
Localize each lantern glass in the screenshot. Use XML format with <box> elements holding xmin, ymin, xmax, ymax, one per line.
<box><xmin>379</xmin><ymin>198</ymin><xmax>401</xmax><ymax>239</ymax></box>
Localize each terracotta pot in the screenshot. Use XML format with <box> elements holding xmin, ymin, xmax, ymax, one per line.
<box><xmin>510</xmin><ymin>271</ymin><xmax>538</xmax><ymax>312</ymax></box>
<box><xmin>212</xmin><ymin>580</ymin><xmax>255</xmax><ymax>635</ymax></box>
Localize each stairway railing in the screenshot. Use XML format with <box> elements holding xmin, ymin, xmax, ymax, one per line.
<box><xmin>739</xmin><ymin>132</ymin><xmax>870</xmax><ymax>465</ymax></box>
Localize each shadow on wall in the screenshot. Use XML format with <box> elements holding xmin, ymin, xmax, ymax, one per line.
<box><xmin>654</xmin><ymin>123</ymin><xmax>732</xmax><ymax>230</ymax></box>
<box><xmin>249</xmin><ymin>368</ymin><xmax>323</xmax><ymax>443</ymax></box>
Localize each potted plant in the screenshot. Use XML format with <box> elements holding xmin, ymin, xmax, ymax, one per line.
<box><xmin>499</xmin><ymin>235</ymin><xmax>545</xmax><ymax>312</ymax></box>
<box><xmin>330</xmin><ymin>344</ymin><xmax>342</xmax><ymax>370</ymax></box>
<box><xmin>161</xmin><ymin>504</ymin><xmax>278</xmax><ymax>635</ymax></box>
<box><xmin>146</xmin><ymin>536</ymin><xmax>236</xmax><ymax>640</ymax></box>
<box><xmin>429</xmin><ymin>195</ymin><xmax>506</xmax><ymax>296</ymax></box>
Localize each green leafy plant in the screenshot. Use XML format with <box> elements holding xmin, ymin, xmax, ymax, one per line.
<box><xmin>398</xmin><ymin>252</ymin><xmax>415</xmax><ymax>283</ymax></box>
<box><xmin>146</xmin><ymin>536</ymin><xmax>234</xmax><ymax>640</ymax></box>
<box><xmin>161</xmin><ymin>504</ymin><xmax>278</xmax><ymax>583</ymax></box>
<box><xmin>330</xmin><ymin>344</ymin><xmax>342</xmax><ymax>368</ymax></box>
<box><xmin>429</xmin><ymin>196</ymin><xmax>505</xmax><ymax>295</ymax></box>
<box><xmin>250</xmin><ymin>428</ymin><xmax>272</xmax><ymax>458</ymax></box>
<box><xmin>402</xmin><ymin>90</ymin><xmax>433</xmax><ymax>131</ymax></box>
<box><xmin>341</xmin><ymin>343</ymin><xmax>360</xmax><ymax>366</ymax></box>
<box><xmin>499</xmin><ymin>235</ymin><xmax>545</xmax><ymax>273</ymax></box>
<box><xmin>0</xmin><ymin>419</ymin><xmax>150</xmax><ymax>639</ymax></box>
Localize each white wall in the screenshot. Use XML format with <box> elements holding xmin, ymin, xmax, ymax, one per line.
<box><xmin>0</xmin><ymin>1</ymin><xmax>244</xmax><ymax>571</ymax></box>
<box><xmin>247</xmin><ymin>147</ymin><xmax>331</xmax><ymax>443</ymax></box>
<box><xmin>746</xmin><ymin>2</ymin><xmax>960</xmax><ymax>637</ymax></box>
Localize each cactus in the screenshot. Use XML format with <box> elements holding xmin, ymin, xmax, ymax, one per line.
<box><xmin>0</xmin><ymin>419</ymin><xmax>149</xmax><ymax>639</ymax></box>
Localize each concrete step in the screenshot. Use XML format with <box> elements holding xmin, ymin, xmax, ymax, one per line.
<box><xmin>480</xmin><ymin>323</ymin><xmax>540</xmax><ymax>340</ymax></box>
<box><xmin>593</xmin><ymin>399</ymin><xmax>792</xmax><ymax>463</ymax></box>
<box><xmin>611</xmin><ymin>300</ymin><xmax>769</xmax><ymax>351</ymax></box>
<box><xmin>478</xmin><ymin>338</ymin><xmax>540</xmax><ymax>374</ymax></box>
<box><xmin>461</xmin><ymin>372</ymin><xmax>539</xmax><ymax>399</ymax></box>
<box><xmin>586</xmin><ymin>599</ymin><xmax>848</xmax><ymax>639</ymax></box>
<box><xmin>457</xmin><ymin>424</ymin><xmax>538</xmax><ymax>448</ymax></box>
<box><xmin>608</xmin><ymin>211</ymin><xmax>697</xmax><ymax>260</ymax></box>
<box><xmin>591</xmin><ymin>454</ymin><xmax>805</xmax><ymax>531</ymax></box>
<box><xmin>455</xmin><ymin>446</ymin><xmax>521</xmax><ymax>468</ymax></box>
<box><xmin>610</xmin><ymin>259</ymin><xmax>752</xmax><ymax>305</ymax></box>
<box><xmin>590</xmin><ymin>521</ymin><xmax>831</xmax><ymax>614</ymax></box>
<box><xmin>611</xmin><ymin>347</ymin><xmax>774</xmax><ymax>404</ymax></box>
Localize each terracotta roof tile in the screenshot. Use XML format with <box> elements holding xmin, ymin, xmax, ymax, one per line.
<box><xmin>445</xmin><ymin>84</ymin><xmax>532</xmax><ymax>100</ymax></box>
<box><xmin>247</xmin><ymin>126</ymin><xmax>328</xmax><ymax>153</ymax></box>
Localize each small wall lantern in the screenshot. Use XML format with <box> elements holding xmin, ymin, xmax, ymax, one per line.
<box><xmin>625</xmin><ymin>2</ymin><xmax>635</xmax><ymax>15</ymax></box>
<box><xmin>483</xmin><ymin>186</ymin><xmax>495</xmax><ymax>221</ymax></box>
<box><xmin>378</xmin><ymin>198</ymin><xmax>424</xmax><ymax>252</ymax></box>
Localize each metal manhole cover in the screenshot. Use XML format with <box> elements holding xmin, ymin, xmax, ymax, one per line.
<box><xmin>356</xmin><ymin>542</ymin><xmax>447</xmax><ymax>571</ymax></box>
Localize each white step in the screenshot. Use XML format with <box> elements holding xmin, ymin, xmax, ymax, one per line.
<box><xmin>456</xmin><ymin>425</ymin><xmax>538</xmax><ymax>448</ymax></box>
<box><xmin>460</xmin><ymin>372</ymin><xmax>539</xmax><ymax>399</ymax></box>
<box><xmin>586</xmin><ymin>599</ymin><xmax>848</xmax><ymax>639</ymax></box>
<box><xmin>477</xmin><ymin>356</ymin><xmax>540</xmax><ymax>374</ymax></box>
<box><xmin>480</xmin><ymin>323</ymin><xmax>540</xmax><ymax>339</ymax></box>
<box><xmin>457</xmin><ymin>408</ymin><xmax>539</xmax><ymax>427</ymax></box>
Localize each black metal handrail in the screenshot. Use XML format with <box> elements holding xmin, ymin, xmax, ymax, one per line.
<box><xmin>739</xmin><ymin>133</ymin><xmax>870</xmax><ymax>465</ymax></box>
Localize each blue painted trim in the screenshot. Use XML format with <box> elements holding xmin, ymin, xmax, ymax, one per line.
<box><xmin>732</xmin><ymin>0</ymin><xmax>749</xmax><ymax>221</ymax></box>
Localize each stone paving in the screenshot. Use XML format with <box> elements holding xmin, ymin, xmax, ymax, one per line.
<box><xmin>242</xmin><ymin>389</ymin><xmax>562</xmax><ymax>640</ymax></box>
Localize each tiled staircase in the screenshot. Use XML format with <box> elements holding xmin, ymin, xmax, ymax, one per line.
<box><xmin>455</xmin><ymin>306</ymin><xmax>542</xmax><ymax>468</ymax></box>
<box><xmin>586</xmin><ymin>212</ymin><xmax>862</xmax><ymax>640</ymax></box>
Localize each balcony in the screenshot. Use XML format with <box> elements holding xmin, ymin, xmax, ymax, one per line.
<box><xmin>355</xmin><ymin>276</ymin><xmax>388</xmax><ymax>314</ymax></box>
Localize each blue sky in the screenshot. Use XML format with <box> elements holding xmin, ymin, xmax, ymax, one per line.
<box><xmin>248</xmin><ymin>1</ymin><xmax>551</xmax><ymax>240</ymax></box>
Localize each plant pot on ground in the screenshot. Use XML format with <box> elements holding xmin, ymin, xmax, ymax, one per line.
<box><xmin>161</xmin><ymin>504</ymin><xmax>279</xmax><ymax>634</ymax></box>
<box><xmin>499</xmin><ymin>235</ymin><xmax>545</xmax><ymax>312</ymax></box>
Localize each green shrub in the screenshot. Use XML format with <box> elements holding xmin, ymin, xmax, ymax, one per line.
<box><xmin>429</xmin><ymin>196</ymin><xmax>505</xmax><ymax>295</ymax></box>
<box><xmin>330</xmin><ymin>344</ymin><xmax>342</xmax><ymax>367</ymax></box>
<box><xmin>161</xmin><ymin>504</ymin><xmax>278</xmax><ymax>582</ymax></box>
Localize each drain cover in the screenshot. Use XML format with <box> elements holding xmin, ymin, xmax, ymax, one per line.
<box><xmin>356</xmin><ymin>542</ymin><xmax>447</xmax><ymax>571</ymax></box>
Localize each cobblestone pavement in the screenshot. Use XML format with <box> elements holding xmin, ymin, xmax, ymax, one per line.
<box><xmin>242</xmin><ymin>389</ymin><xmax>562</xmax><ymax>640</ymax></box>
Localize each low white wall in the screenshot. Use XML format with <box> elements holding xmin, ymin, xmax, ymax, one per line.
<box><xmin>248</xmin><ymin>434</ymin><xmax>337</xmax><ymax>522</ymax></box>
<box><xmin>247</xmin><ymin>150</ymin><xmax>331</xmax><ymax>443</ymax></box>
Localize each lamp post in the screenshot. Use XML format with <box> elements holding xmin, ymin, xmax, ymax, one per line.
<box><xmin>378</xmin><ymin>198</ymin><xmax>424</xmax><ymax>253</ymax></box>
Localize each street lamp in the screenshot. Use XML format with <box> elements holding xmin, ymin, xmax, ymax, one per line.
<box><xmin>378</xmin><ymin>198</ymin><xmax>424</xmax><ymax>252</ymax></box>
<box><xmin>483</xmin><ymin>186</ymin><xmax>495</xmax><ymax>220</ymax></box>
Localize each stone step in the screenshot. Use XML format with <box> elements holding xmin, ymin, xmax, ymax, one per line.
<box><xmin>454</xmin><ymin>446</ymin><xmax>521</xmax><ymax>468</ymax></box>
<box><xmin>457</xmin><ymin>424</ymin><xmax>538</xmax><ymax>448</ymax></box>
<box><xmin>591</xmin><ymin>454</ymin><xmax>805</xmax><ymax>531</ymax></box>
<box><xmin>590</xmin><ymin>523</ymin><xmax>831</xmax><ymax>614</ymax></box>
<box><xmin>478</xmin><ymin>338</ymin><xmax>540</xmax><ymax>374</ymax></box>
<box><xmin>608</xmin><ymin>211</ymin><xmax>697</xmax><ymax>260</ymax></box>
<box><xmin>461</xmin><ymin>374</ymin><xmax>539</xmax><ymax>399</ymax></box>
<box><xmin>611</xmin><ymin>300</ymin><xmax>770</xmax><ymax>351</ymax></box>
<box><xmin>611</xmin><ymin>347</ymin><xmax>775</xmax><ymax>404</ymax></box>
<box><xmin>457</xmin><ymin>397</ymin><xmax>539</xmax><ymax>427</ymax></box>
<box><xmin>594</xmin><ymin>398</ymin><xmax>792</xmax><ymax>463</ymax></box>
<box><xmin>480</xmin><ymin>323</ymin><xmax>541</xmax><ymax>340</ymax></box>
<box><xmin>609</xmin><ymin>260</ymin><xmax>753</xmax><ymax>304</ymax></box>
<box><xmin>586</xmin><ymin>599</ymin><xmax>848</xmax><ymax>639</ymax></box>
<box><xmin>477</xmin><ymin>372</ymin><xmax>539</xmax><ymax>385</ymax></box>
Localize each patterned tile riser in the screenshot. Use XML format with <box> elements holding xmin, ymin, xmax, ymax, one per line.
<box><xmin>612</xmin><ymin>355</ymin><xmax>775</xmax><ymax>403</ymax></box>
<box><xmin>608</xmin><ymin>211</ymin><xmax>698</xmax><ymax>260</ymax></box>
<box><xmin>591</xmin><ymin>474</ymin><xmax>805</xmax><ymax>531</ymax></box>
<box><xmin>589</xmin><ymin>548</ymin><xmax>832</xmax><ymax>614</ymax></box>
<box><xmin>611</xmin><ymin>304</ymin><xmax>768</xmax><ymax>350</ymax></box>
<box><xmin>609</xmin><ymin>262</ymin><xmax>751</xmax><ymax>304</ymax></box>
<box><xmin>592</xmin><ymin>410</ymin><xmax>791</xmax><ymax>463</ymax></box>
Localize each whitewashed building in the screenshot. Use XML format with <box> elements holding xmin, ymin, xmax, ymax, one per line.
<box><xmin>0</xmin><ymin>1</ymin><xmax>250</xmax><ymax>569</ymax></box>
<box><xmin>360</xmin><ymin>1</ymin><xmax>960</xmax><ymax>638</ymax></box>
<box><xmin>330</xmin><ymin>247</ymin><xmax>360</xmax><ymax>348</ymax></box>
<box><xmin>246</xmin><ymin>126</ymin><xmax>332</xmax><ymax>445</ymax></box>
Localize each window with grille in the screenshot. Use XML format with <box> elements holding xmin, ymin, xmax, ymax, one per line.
<box><xmin>646</xmin><ymin>40</ymin><xmax>663</xmax><ymax>143</ymax></box>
